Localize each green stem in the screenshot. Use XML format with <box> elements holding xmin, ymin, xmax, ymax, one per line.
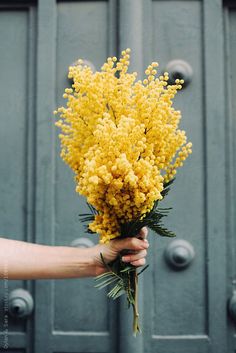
<box><xmin>132</xmin><ymin>269</ymin><xmax>140</xmax><ymax>336</ymax></box>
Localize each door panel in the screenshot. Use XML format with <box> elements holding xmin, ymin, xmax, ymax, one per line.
<box><xmin>0</xmin><ymin>4</ymin><xmax>36</xmax><ymax>353</ymax></box>
<box><xmin>0</xmin><ymin>9</ymin><xmax>27</xmax><ymax>242</ymax></box>
<box><xmin>54</xmin><ymin>1</ymin><xmax>112</xmax><ymax>334</ymax></box>
<box><xmin>34</xmin><ymin>1</ymin><xmax>118</xmax><ymax>353</ymax></box>
<box><xmin>151</xmin><ymin>0</ymin><xmax>205</xmax><ymax>336</ymax></box>
<box><xmin>141</xmin><ymin>0</ymin><xmax>227</xmax><ymax>352</ymax></box>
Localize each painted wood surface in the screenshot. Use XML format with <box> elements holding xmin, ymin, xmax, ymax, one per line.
<box><xmin>0</xmin><ymin>1</ymin><xmax>235</xmax><ymax>352</ymax></box>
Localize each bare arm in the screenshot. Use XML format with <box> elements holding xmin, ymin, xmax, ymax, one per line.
<box><xmin>0</xmin><ymin>237</ymin><xmax>97</xmax><ymax>280</ymax></box>
<box><xmin>0</xmin><ymin>228</ymin><xmax>149</xmax><ymax>280</ymax></box>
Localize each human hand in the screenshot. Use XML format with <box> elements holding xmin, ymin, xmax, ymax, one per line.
<box><xmin>91</xmin><ymin>227</ymin><xmax>149</xmax><ymax>276</ymax></box>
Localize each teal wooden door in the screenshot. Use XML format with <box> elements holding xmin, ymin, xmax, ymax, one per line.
<box><xmin>0</xmin><ymin>1</ymin><xmax>235</xmax><ymax>353</ymax></box>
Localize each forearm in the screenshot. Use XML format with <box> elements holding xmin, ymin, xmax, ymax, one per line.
<box><xmin>0</xmin><ymin>237</ymin><xmax>97</xmax><ymax>280</ymax></box>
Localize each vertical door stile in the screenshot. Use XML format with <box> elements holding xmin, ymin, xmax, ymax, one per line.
<box><xmin>25</xmin><ymin>6</ymin><xmax>37</xmax><ymax>353</ymax></box>
<box><xmin>118</xmin><ymin>1</ymin><xmax>144</xmax><ymax>353</ymax></box>
<box><xmin>108</xmin><ymin>0</ymin><xmax>118</xmax><ymax>57</ymax></box>
<box><xmin>224</xmin><ymin>5</ymin><xmax>235</xmax><ymax>353</ymax></box>
<box><xmin>119</xmin><ymin>0</ymin><xmax>144</xmax><ymax>74</ymax></box>
<box><xmin>224</xmin><ymin>3</ymin><xmax>236</xmax><ymax>351</ymax></box>
<box><xmin>34</xmin><ymin>0</ymin><xmax>57</xmax><ymax>352</ymax></box>
<box><xmin>107</xmin><ymin>1</ymin><xmax>120</xmax><ymax>351</ymax></box>
<box><xmin>203</xmin><ymin>0</ymin><xmax>227</xmax><ymax>351</ymax></box>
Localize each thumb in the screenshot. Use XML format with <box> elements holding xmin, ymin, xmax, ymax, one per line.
<box><xmin>137</xmin><ymin>226</ymin><xmax>148</xmax><ymax>240</ymax></box>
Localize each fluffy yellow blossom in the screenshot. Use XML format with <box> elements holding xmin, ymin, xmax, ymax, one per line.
<box><xmin>54</xmin><ymin>49</ymin><xmax>192</xmax><ymax>243</ymax></box>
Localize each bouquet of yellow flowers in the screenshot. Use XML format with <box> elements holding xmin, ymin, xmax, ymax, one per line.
<box><xmin>54</xmin><ymin>48</ymin><xmax>192</xmax><ymax>335</ymax></box>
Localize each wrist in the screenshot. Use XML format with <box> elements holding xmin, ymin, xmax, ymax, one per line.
<box><xmin>71</xmin><ymin>246</ymin><xmax>98</xmax><ymax>277</ymax></box>
<box><xmin>87</xmin><ymin>244</ymin><xmax>109</xmax><ymax>276</ymax></box>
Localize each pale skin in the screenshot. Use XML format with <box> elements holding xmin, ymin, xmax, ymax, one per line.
<box><xmin>0</xmin><ymin>227</ymin><xmax>149</xmax><ymax>280</ymax></box>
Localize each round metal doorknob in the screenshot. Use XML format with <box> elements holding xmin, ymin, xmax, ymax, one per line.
<box><xmin>164</xmin><ymin>239</ymin><xmax>195</xmax><ymax>269</ymax></box>
<box><xmin>165</xmin><ymin>59</ymin><xmax>193</xmax><ymax>87</ymax></box>
<box><xmin>228</xmin><ymin>291</ymin><xmax>236</xmax><ymax>323</ymax></box>
<box><xmin>68</xmin><ymin>59</ymin><xmax>96</xmax><ymax>82</ymax></box>
<box><xmin>70</xmin><ymin>237</ymin><xmax>95</xmax><ymax>248</ymax></box>
<box><xmin>9</xmin><ymin>289</ymin><xmax>34</xmax><ymax>319</ymax></box>
<box><xmin>69</xmin><ymin>59</ymin><xmax>96</xmax><ymax>78</ymax></box>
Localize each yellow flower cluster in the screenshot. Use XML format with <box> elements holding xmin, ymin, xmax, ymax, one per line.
<box><xmin>54</xmin><ymin>49</ymin><xmax>192</xmax><ymax>243</ymax></box>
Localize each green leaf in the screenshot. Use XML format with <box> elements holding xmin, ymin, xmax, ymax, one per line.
<box><xmin>95</xmin><ymin>271</ymin><xmax>114</xmax><ymax>281</ymax></box>
<box><xmin>148</xmin><ymin>223</ymin><xmax>175</xmax><ymax>237</ymax></box>
<box><xmin>120</xmin><ymin>266</ymin><xmax>136</xmax><ymax>273</ymax></box>
<box><xmin>95</xmin><ymin>276</ymin><xmax>119</xmax><ymax>289</ymax></box>
<box><xmin>87</xmin><ymin>202</ymin><xmax>98</xmax><ymax>215</ymax></box>
<box><xmin>113</xmin><ymin>288</ymin><xmax>126</xmax><ymax>299</ymax></box>
<box><xmin>161</xmin><ymin>178</ymin><xmax>175</xmax><ymax>198</ymax></box>
<box><xmin>137</xmin><ymin>264</ymin><xmax>149</xmax><ymax>276</ymax></box>
<box><xmin>107</xmin><ymin>281</ymin><xmax>123</xmax><ymax>298</ymax></box>
<box><xmin>100</xmin><ymin>253</ymin><xmax>113</xmax><ymax>274</ymax></box>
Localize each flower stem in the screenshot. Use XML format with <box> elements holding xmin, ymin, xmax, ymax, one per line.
<box><xmin>132</xmin><ymin>269</ymin><xmax>140</xmax><ymax>336</ymax></box>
